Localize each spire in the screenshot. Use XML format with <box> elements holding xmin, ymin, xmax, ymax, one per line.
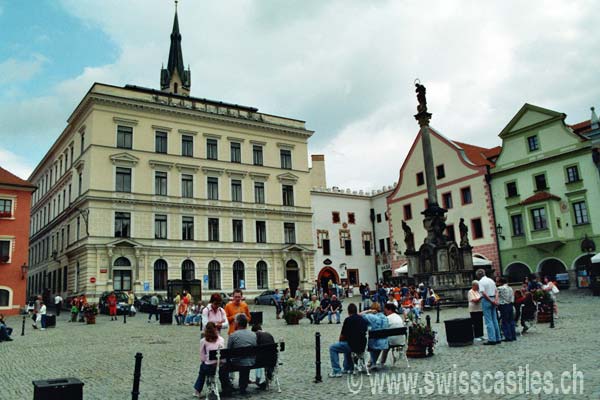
<box><xmin>161</xmin><ymin>1</ymin><xmax>191</xmax><ymax>95</ymax></box>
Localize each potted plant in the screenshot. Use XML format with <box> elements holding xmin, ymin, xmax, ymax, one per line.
<box><xmin>407</xmin><ymin>321</ymin><xmax>437</xmax><ymax>358</ymax></box>
<box><xmin>283</xmin><ymin>310</ymin><xmax>304</xmax><ymax>325</ymax></box>
<box><xmin>0</xmin><ymin>211</ymin><xmax>11</xmax><ymax>218</ymax></box>
<box><xmin>82</xmin><ymin>303</ymin><xmax>98</xmax><ymax>324</ymax></box>
<box><xmin>533</xmin><ymin>289</ymin><xmax>553</xmax><ymax>323</ymax></box>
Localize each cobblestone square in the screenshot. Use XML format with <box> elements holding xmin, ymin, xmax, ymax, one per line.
<box><xmin>2</xmin><ymin>291</ymin><xmax>599</xmax><ymax>400</ymax></box>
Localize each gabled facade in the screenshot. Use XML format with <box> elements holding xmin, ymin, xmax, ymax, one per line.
<box><xmin>387</xmin><ymin>127</ymin><xmax>501</xmax><ymax>274</ymax></box>
<box><xmin>490</xmin><ymin>104</ymin><xmax>600</xmax><ymax>284</ymax></box>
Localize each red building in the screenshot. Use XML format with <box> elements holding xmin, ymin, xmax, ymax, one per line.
<box><xmin>0</xmin><ymin>167</ymin><xmax>35</xmax><ymax>315</ymax></box>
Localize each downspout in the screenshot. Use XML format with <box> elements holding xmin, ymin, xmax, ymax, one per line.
<box><xmin>486</xmin><ymin>166</ymin><xmax>503</xmax><ymax>277</ymax></box>
<box><xmin>370</xmin><ymin>208</ymin><xmax>379</xmax><ymax>283</ymax></box>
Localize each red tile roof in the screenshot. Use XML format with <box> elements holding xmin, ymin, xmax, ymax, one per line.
<box><xmin>519</xmin><ymin>191</ymin><xmax>561</xmax><ymax>206</ymax></box>
<box><xmin>0</xmin><ymin>166</ymin><xmax>35</xmax><ymax>188</ymax></box>
<box><xmin>570</xmin><ymin>119</ymin><xmax>591</xmax><ymax>134</ymax></box>
<box><xmin>452</xmin><ymin>141</ymin><xmax>502</xmax><ymax>167</ymax></box>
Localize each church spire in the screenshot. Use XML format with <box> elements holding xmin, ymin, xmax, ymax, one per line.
<box><xmin>161</xmin><ymin>1</ymin><xmax>191</xmax><ymax>95</ymax></box>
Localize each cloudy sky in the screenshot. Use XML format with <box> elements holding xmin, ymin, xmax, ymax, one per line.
<box><xmin>1</xmin><ymin>0</ymin><xmax>599</xmax><ymax>189</ymax></box>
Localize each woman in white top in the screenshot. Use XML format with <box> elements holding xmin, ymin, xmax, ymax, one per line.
<box><xmin>386</xmin><ymin>293</ymin><xmax>399</xmax><ymax>309</ymax></box>
<box><xmin>542</xmin><ymin>276</ymin><xmax>559</xmax><ymax>318</ymax></box>
<box><xmin>468</xmin><ymin>281</ymin><xmax>483</xmax><ymax>340</ymax></box>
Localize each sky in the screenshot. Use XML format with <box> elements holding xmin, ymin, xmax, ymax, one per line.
<box><xmin>1</xmin><ymin>0</ymin><xmax>599</xmax><ymax>190</ymax></box>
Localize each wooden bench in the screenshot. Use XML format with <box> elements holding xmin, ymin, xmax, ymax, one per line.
<box><xmin>207</xmin><ymin>342</ymin><xmax>285</xmax><ymax>399</ymax></box>
<box><xmin>353</xmin><ymin>327</ymin><xmax>409</xmax><ymax>375</ymax></box>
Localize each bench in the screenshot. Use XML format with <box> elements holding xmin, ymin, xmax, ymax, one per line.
<box><xmin>353</xmin><ymin>327</ymin><xmax>409</xmax><ymax>375</ymax></box>
<box><xmin>207</xmin><ymin>342</ymin><xmax>285</xmax><ymax>399</ymax></box>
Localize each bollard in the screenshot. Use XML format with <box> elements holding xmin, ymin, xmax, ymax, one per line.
<box><xmin>426</xmin><ymin>315</ymin><xmax>431</xmax><ymax>330</ymax></box>
<box><xmin>314</xmin><ymin>332</ymin><xmax>322</xmax><ymax>383</ymax></box>
<box><xmin>549</xmin><ymin>301</ymin><xmax>555</xmax><ymax>329</ymax></box>
<box><xmin>124</xmin><ymin>310</ymin><xmax>127</xmax><ymax>324</ymax></box>
<box><xmin>21</xmin><ymin>315</ymin><xmax>25</xmax><ymax>336</ymax></box>
<box><xmin>436</xmin><ymin>301</ymin><xmax>440</xmax><ymax>324</ymax></box>
<box><xmin>131</xmin><ymin>352</ymin><xmax>143</xmax><ymax>400</ymax></box>
<box><xmin>359</xmin><ymin>303</ymin><xmax>362</xmax><ymax>313</ymax></box>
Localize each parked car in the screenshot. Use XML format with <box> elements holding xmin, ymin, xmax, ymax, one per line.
<box><xmin>98</xmin><ymin>291</ymin><xmax>136</xmax><ymax>315</ymax></box>
<box><xmin>136</xmin><ymin>294</ymin><xmax>174</xmax><ymax>313</ymax></box>
<box><xmin>254</xmin><ymin>290</ymin><xmax>279</xmax><ymax>305</ymax></box>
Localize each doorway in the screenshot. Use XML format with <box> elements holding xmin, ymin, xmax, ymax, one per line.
<box><xmin>285</xmin><ymin>260</ymin><xmax>299</xmax><ymax>295</ymax></box>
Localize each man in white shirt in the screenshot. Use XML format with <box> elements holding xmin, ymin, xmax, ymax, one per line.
<box><xmin>39</xmin><ymin>302</ymin><xmax>48</xmax><ymax>331</ymax></box>
<box><xmin>379</xmin><ymin>303</ymin><xmax>406</xmax><ymax>367</ymax></box>
<box><xmin>476</xmin><ymin>269</ymin><xmax>501</xmax><ymax>345</ymax></box>
<box><xmin>54</xmin><ymin>294</ymin><xmax>63</xmax><ymax>317</ymax></box>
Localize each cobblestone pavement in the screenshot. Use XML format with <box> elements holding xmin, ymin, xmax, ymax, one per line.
<box><xmin>2</xmin><ymin>291</ymin><xmax>599</xmax><ymax>400</ymax></box>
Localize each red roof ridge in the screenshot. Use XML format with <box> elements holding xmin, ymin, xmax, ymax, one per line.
<box><xmin>452</xmin><ymin>140</ymin><xmax>501</xmax><ymax>167</ymax></box>
<box><xmin>0</xmin><ymin>166</ymin><xmax>35</xmax><ymax>188</ymax></box>
<box><xmin>519</xmin><ymin>191</ymin><xmax>561</xmax><ymax>206</ymax></box>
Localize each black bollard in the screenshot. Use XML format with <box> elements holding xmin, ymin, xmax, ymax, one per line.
<box><xmin>426</xmin><ymin>315</ymin><xmax>431</xmax><ymax>330</ymax></box>
<box><xmin>436</xmin><ymin>301</ymin><xmax>440</xmax><ymax>324</ymax></box>
<box><xmin>314</xmin><ymin>332</ymin><xmax>322</xmax><ymax>383</ymax></box>
<box><xmin>131</xmin><ymin>352</ymin><xmax>143</xmax><ymax>400</ymax></box>
<box><xmin>359</xmin><ymin>303</ymin><xmax>362</xmax><ymax>313</ymax></box>
<box><xmin>549</xmin><ymin>301</ymin><xmax>555</xmax><ymax>329</ymax></box>
<box><xmin>21</xmin><ymin>315</ymin><xmax>25</xmax><ymax>336</ymax></box>
<box><xmin>124</xmin><ymin>310</ymin><xmax>127</xmax><ymax>324</ymax></box>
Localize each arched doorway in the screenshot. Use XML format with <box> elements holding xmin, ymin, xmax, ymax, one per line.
<box><xmin>505</xmin><ymin>262</ymin><xmax>531</xmax><ymax>283</ymax></box>
<box><xmin>317</xmin><ymin>267</ymin><xmax>339</xmax><ymax>294</ymax></box>
<box><xmin>538</xmin><ymin>258</ymin><xmax>567</xmax><ymax>281</ymax></box>
<box><xmin>573</xmin><ymin>254</ymin><xmax>593</xmax><ymax>288</ymax></box>
<box><xmin>113</xmin><ymin>257</ymin><xmax>132</xmax><ymax>291</ymax></box>
<box><xmin>285</xmin><ymin>260</ymin><xmax>300</xmax><ymax>295</ymax></box>
<box><xmin>233</xmin><ymin>260</ymin><xmax>245</xmax><ymax>289</ymax></box>
<box><xmin>182</xmin><ymin>259</ymin><xmax>195</xmax><ymax>281</ymax></box>
<box><xmin>154</xmin><ymin>259</ymin><xmax>168</xmax><ymax>290</ymax></box>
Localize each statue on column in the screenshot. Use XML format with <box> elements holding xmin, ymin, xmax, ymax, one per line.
<box><xmin>459</xmin><ymin>218</ymin><xmax>470</xmax><ymax>247</ymax></box>
<box><xmin>415</xmin><ymin>82</ymin><xmax>427</xmax><ymax>113</ymax></box>
<box><xmin>402</xmin><ymin>220</ymin><xmax>415</xmax><ymax>252</ymax></box>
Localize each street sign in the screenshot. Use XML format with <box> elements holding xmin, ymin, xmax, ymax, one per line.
<box><xmin>143</xmin><ymin>282</ymin><xmax>150</xmax><ymax>291</ymax></box>
<box><xmin>240</xmin><ymin>279</ymin><xmax>245</xmax><ymax>289</ymax></box>
<box><xmin>203</xmin><ymin>274</ymin><xmax>209</xmax><ymax>284</ymax></box>
<box><xmin>90</xmin><ymin>277</ymin><xmax>96</xmax><ymax>283</ymax></box>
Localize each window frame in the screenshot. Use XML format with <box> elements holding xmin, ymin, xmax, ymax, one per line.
<box><xmin>208</xmin><ymin>218</ymin><xmax>220</xmax><ymax>242</ymax></box>
<box><xmin>511</xmin><ymin>214</ymin><xmax>524</xmax><ymax>236</ymax></box>
<box><xmin>181</xmin><ymin>135</ymin><xmax>194</xmax><ymax>157</ymax></box>
<box><xmin>155</xmin><ymin>131</ymin><xmax>168</xmax><ymax>154</ymax></box>
<box><xmin>116</xmin><ymin>125</ymin><xmax>133</xmax><ymax>149</ymax></box>
<box><xmin>527</xmin><ymin>135</ymin><xmax>539</xmax><ymax>152</ymax></box>
<box><xmin>531</xmin><ymin>207</ymin><xmax>547</xmax><ymax>231</ymax></box>
<box><xmin>230</xmin><ymin>142</ymin><xmax>241</xmax><ymax>163</ymax></box>
<box><xmin>232</xmin><ymin>219</ymin><xmax>244</xmax><ymax>242</ymax></box>
<box><xmin>506</xmin><ymin>181</ymin><xmax>519</xmax><ymax>198</ymax></box>
<box><xmin>181</xmin><ymin>174</ymin><xmax>194</xmax><ymax>198</ymax></box>
<box><xmin>565</xmin><ymin>165</ymin><xmax>580</xmax><ymax>183</ymax></box>
<box><xmin>207</xmin><ymin>177</ymin><xmax>219</xmax><ymax>200</ymax></box>
<box><xmin>155</xmin><ymin>171</ymin><xmax>168</xmax><ymax>196</ymax></box>
<box><xmin>154</xmin><ymin>214</ymin><xmax>168</xmax><ymax>240</ymax></box>
<box><xmin>231</xmin><ymin>179</ymin><xmax>242</xmax><ymax>202</ymax></box>
<box><xmin>442</xmin><ymin>192</ymin><xmax>453</xmax><ymax>209</ymax></box>
<box><xmin>460</xmin><ymin>186</ymin><xmax>472</xmax><ymax>205</ymax></box>
<box><xmin>471</xmin><ymin>218</ymin><xmax>483</xmax><ymax>239</ymax></box>
<box><xmin>253</xmin><ymin>145</ymin><xmax>264</xmax><ymax>166</ymax></box>
<box><xmin>436</xmin><ymin>164</ymin><xmax>445</xmax><ymax>179</ymax></box>
<box><xmin>282</xmin><ymin>184</ymin><xmax>294</xmax><ymax>206</ymax></box>
<box><xmin>114</xmin><ymin>212</ymin><xmax>131</xmax><ymax>238</ymax></box>
<box><xmin>572</xmin><ymin>201</ymin><xmax>589</xmax><ymax>225</ymax></box>
<box><xmin>255</xmin><ymin>221</ymin><xmax>267</xmax><ymax>243</ymax></box>
<box><xmin>206</xmin><ymin>138</ymin><xmax>218</xmax><ymax>160</ymax></box>
<box><xmin>284</xmin><ymin>222</ymin><xmax>296</xmax><ymax>244</ymax></box>
<box><xmin>254</xmin><ymin>182</ymin><xmax>265</xmax><ymax>204</ymax></box>
<box><xmin>182</xmin><ymin>216</ymin><xmax>194</xmax><ymax>241</ymax></box>
<box><xmin>280</xmin><ymin>149</ymin><xmax>292</xmax><ymax>169</ymax></box>
<box><xmin>115</xmin><ymin>167</ymin><xmax>132</xmax><ymax>193</ymax></box>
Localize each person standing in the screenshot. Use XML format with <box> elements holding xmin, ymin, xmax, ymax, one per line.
<box><xmin>54</xmin><ymin>294</ymin><xmax>63</xmax><ymax>317</ymax></box>
<box><xmin>227</xmin><ymin>314</ymin><xmax>257</xmax><ymax>395</ymax></box>
<box><xmin>32</xmin><ymin>295</ymin><xmax>42</xmax><ymax>329</ymax></box>
<box><xmin>542</xmin><ymin>276</ymin><xmax>559</xmax><ymax>318</ymax></box>
<box><xmin>39</xmin><ymin>301</ymin><xmax>48</xmax><ymax>331</ymax></box>
<box><xmin>497</xmin><ymin>278</ymin><xmax>516</xmax><ymax>342</ymax></box>
<box><xmin>193</xmin><ymin>322</ymin><xmax>229</xmax><ymax>398</ymax></box>
<box><xmin>148</xmin><ymin>294</ymin><xmax>160</xmax><ymax>322</ymax></box>
<box><xmin>202</xmin><ymin>294</ymin><xmax>227</xmax><ymax>332</ymax></box>
<box><xmin>273</xmin><ymin>289</ymin><xmax>282</xmax><ymax>320</ymax></box>
<box><xmin>476</xmin><ymin>269</ymin><xmax>501</xmax><ymax>345</ymax></box>
<box><xmin>224</xmin><ymin>289</ymin><xmax>251</xmax><ymax>335</ymax></box>
<box><xmin>127</xmin><ymin>291</ymin><xmax>135</xmax><ymax>316</ymax></box>
<box><xmin>328</xmin><ymin>303</ymin><xmax>368</xmax><ymax>377</ymax></box>
<box><xmin>108</xmin><ymin>292</ymin><xmax>118</xmax><ymax>321</ymax></box>
<box><xmin>468</xmin><ymin>281</ymin><xmax>484</xmax><ymax>341</ymax></box>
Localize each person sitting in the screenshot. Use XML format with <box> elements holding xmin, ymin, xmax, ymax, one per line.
<box><xmin>328</xmin><ymin>303</ymin><xmax>367</xmax><ymax>378</ymax></box>
<box><xmin>412</xmin><ymin>294</ymin><xmax>422</xmax><ymax>319</ymax></box>
<box><xmin>387</xmin><ymin>293</ymin><xmax>398</xmax><ymax>309</ymax></box>
<box><xmin>360</xmin><ymin>303</ymin><xmax>389</xmax><ymax>370</ymax></box>
<box><xmin>306</xmin><ymin>295</ymin><xmax>321</xmax><ymax>324</ymax></box>
<box><xmin>193</xmin><ymin>322</ymin><xmax>229</xmax><ymax>398</ymax></box>
<box><xmin>327</xmin><ymin>295</ymin><xmax>342</xmax><ymax>324</ymax></box>
<box><xmin>227</xmin><ymin>313</ymin><xmax>257</xmax><ymax>395</ymax></box>
<box><xmin>520</xmin><ymin>292</ymin><xmax>536</xmax><ymax>334</ymax></box>
<box><xmin>251</xmin><ymin>324</ymin><xmax>276</xmax><ymax>390</ymax></box>
<box><xmin>379</xmin><ymin>303</ymin><xmax>405</xmax><ymax>366</ymax></box>
<box><xmin>0</xmin><ymin>314</ymin><xmax>13</xmax><ymax>342</ymax></box>
<box><xmin>316</xmin><ymin>293</ymin><xmax>330</xmax><ymax>325</ymax></box>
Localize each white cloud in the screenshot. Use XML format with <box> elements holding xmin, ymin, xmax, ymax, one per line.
<box><xmin>0</xmin><ymin>54</ymin><xmax>48</xmax><ymax>84</ymax></box>
<box><xmin>0</xmin><ymin>148</ymin><xmax>34</xmax><ymax>180</ymax></box>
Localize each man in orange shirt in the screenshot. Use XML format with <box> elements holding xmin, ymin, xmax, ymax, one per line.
<box><xmin>224</xmin><ymin>289</ymin><xmax>251</xmax><ymax>335</ymax></box>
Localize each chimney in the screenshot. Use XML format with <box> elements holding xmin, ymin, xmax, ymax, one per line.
<box><xmin>310</xmin><ymin>154</ymin><xmax>327</xmax><ymax>189</ymax></box>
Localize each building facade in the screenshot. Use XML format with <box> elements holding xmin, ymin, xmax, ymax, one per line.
<box><xmin>0</xmin><ymin>167</ymin><xmax>35</xmax><ymax>315</ymax></box>
<box><xmin>27</xmin><ymin>10</ymin><xmax>315</xmax><ymax>301</ymax></box>
<box><xmin>491</xmin><ymin>104</ymin><xmax>600</xmax><ymax>284</ymax></box>
<box><xmin>387</xmin><ymin>128</ymin><xmax>501</xmax><ymax>274</ymax></box>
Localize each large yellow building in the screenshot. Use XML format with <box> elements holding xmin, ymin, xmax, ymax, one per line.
<box><xmin>27</xmin><ymin>10</ymin><xmax>315</xmax><ymax>300</ymax></box>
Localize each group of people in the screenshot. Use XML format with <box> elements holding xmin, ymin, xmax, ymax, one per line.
<box><xmin>469</xmin><ymin>269</ymin><xmax>560</xmax><ymax>345</ymax></box>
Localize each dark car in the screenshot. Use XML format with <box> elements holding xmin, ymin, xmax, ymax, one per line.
<box><xmin>254</xmin><ymin>290</ymin><xmax>279</xmax><ymax>305</ymax></box>
<box><xmin>136</xmin><ymin>294</ymin><xmax>174</xmax><ymax>313</ymax></box>
<box><xmin>98</xmin><ymin>291</ymin><xmax>136</xmax><ymax>315</ymax></box>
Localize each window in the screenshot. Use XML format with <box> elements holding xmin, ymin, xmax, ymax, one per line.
<box><xmin>76</xmin><ymin>217</ymin><xmax>81</xmax><ymax>240</ymax></box>
<box><xmin>573</xmin><ymin>201</ymin><xmax>589</xmax><ymax>225</ymax></box>
<box><xmin>208</xmin><ymin>260</ymin><xmax>221</xmax><ymax>290</ymax></box>
<box><xmin>461</xmin><ymin>187</ymin><xmax>472</xmax><ymax>204</ymax></box>
<box><xmin>280</xmin><ymin>149</ymin><xmax>292</xmax><ymax>169</ymax></box>
<box><xmin>506</xmin><ymin>182</ymin><xmax>518</xmax><ymax>198</ymax></box>
<box><xmin>233</xmin><ymin>261</ymin><xmax>245</xmax><ymax>289</ymax></box>
<box><xmin>256</xmin><ymin>221</ymin><xmax>266</xmax><ymax>243</ymax></box>
<box><xmin>436</xmin><ymin>164</ymin><xmax>445</xmax><ymax>179</ymax></box>
<box><xmin>442</xmin><ymin>192</ymin><xmax>453</xmax><ymax>209</ymax></box>
<box><xmin>471</xmin><ymin>218</ymin><xmax>483</xmax><ymax>239</ymax></box>
<box><xmin>282</xmin><ymin>185</ymin><xmax>294</xmax><ymax>206</ymax></box>
<box><xmin>78</xmin><ymin>173</ymin><xmax>82</xmax><ymax>196</ymax></box>
<box><xmin>207</xmin><ymin>177</ymin><xmax>219</xmax><ymax>200</ymax></box>
<box><xmin>446</xmin><ymin>225</ymin><xmax>455</xmax><ymax>242</ymax></box>
<box><xmin>364</xmin><ymin>240</ymin><xmax>371</xmax><ymax>256</ymax></box>
<box><xmin>181</xmin><ymin>135</ymin><xmax>193</xmax><ymax>157</ymax></box>
<box><xmin>566</xmin><ymin>166</ymin><xmax>580</xmax><ymax>183</ymax></box>
<box><xmin>531</xmin><ymin>208</ymin><xmax>547</xmax><ymax>230</ymax></box>
<box><xmin>256</xmin><ymin>261</ymin><xmax>268</xmax><ymax>289</ymax></box>
<box><xmin>80</xmin><ymin>132</ymin><xmax>85</xmax><ymax>154</ymax></box>
<box><xmin>0</xmin><ymin>240</ymin><xmax>10</xmax><ymax>263</ymax></box>
<box><xmin>527</xmin><ymin>135</ymin><xmax>539</xmax><ymax>151</ymax></box>
<box><xmin>117</xmin><ymin>125</ymin><xmax>133</xmax><ymax>149</ymax></box>
<box><xmin>403</xmin><ymin>204</ymin><xmax>412</xmax><ymax>220</ymax></box>
<box><xmin>208</xmin><ymin>218</ymin><xmax>219</xmax><ymax>241</ymax></box>
<box><xmin>155</xmin><ymin>214</ymin><xmax>167</xmax><ymax>239</ymax></box>
<box><xmin>0</xmin><ymin>199</ymin><xmax>12</xmax><ymax>218</ymax></box>
<box><xmin>332</xmin><ymin>212</ymin><xmax>340</xmax><ymax>223</ymax></box>
<box><xmin>230</xmin><ymin>142</ymin><xmax>241</xmax><ymax>163</ymax></box>
<box><xmin>320</xmin><ymin>238</ymin><xmax>330</xmax><ymax>255</ymax></box>
<box><xmin>154</xmin><ymin>259</ymin><xmax>168</xmax><ymax>290</ymax></box>
<box><xmin>254</xmin><ymin>182</ymin><xmax>265</xmax><ymax>204</ymax></box>
<box><xmin>182</xmin><ymin>216</ymin><xmax>194</xmax><ymax>240</ymax></box>
<box><xmin>511</xmin><ymin>214</ymin><xmax>524</xmax><ymax>236</ymax></box>
<box><xmin>348</xmin><ymin>212</ymin><xmax>356</xmax><ymax>224</ymax></box>
<box><xmin>63</xmin><ymin>266</ymin><xmax>68</xmax><ymax>292</ymax></box>
<box><xmin>284</xmin><ymin>223</ymin><xmax>296</xmax><ymax>244</ymax></box>
<box><xmin>345</xmin><ymin>239</ymin><xmax>352</xmax><ymax>256</ymax></box>
<box><xmin>376</xmin><ymin>213</ymin><xmax>382</xmax><ymax>223</ymax></box>
<box><xmin>181</xmin><ymin>174</ymin><xmax>193</xmax><ymax>198</ymax></box>
<box><xmin>534</xmin><ymin>174</ymin><xmax>547</xmax><ymax>191</ymax></box>
<box><xmin>70</xmin><ymin>147</ymin><xmax>74</xmax><ymax>166</ymax></box>
<box><xmin>253</xmin><ymin>145</ymin><xmax>263</xmax><ymax>166</ymax></box>
<box><xmin>115</xmin><ymin>167</ymin><xmax>131</xmax><ymax>192</ymax></box>
<box><xmin>182</xmin><ymin>260</ymin><xmax>195</xmax><ymax>281</ymax></box>
<box><xmin>155</xmin><ymin>131</ymin><xmax>168</xmax><ymax>153</ymax></box>
<box><xmin>155</xmin><ymin>171</ymin><xmax>167</xmax><ymax>196</ymax></box>
<box><xmin>232</xmin><ymin>219</ymin><xmax>244</xmax><ymax>242</ymax></box>
<box><xmin>386</xmin><ymin>238</ymin><xmax>391</xmax><ymax>253</ymax></box>
<box><xmin>231</xmin><ymin>180</ymin><xmax>242</xmax><ymax>202</ymax></box>
<box><xmin>379</xmin><ymin>239</ymin><xmax>385</xmax><ymax>254</ymax></box>
<box><xmin>206</xmin><ymin>138</ymin><xmax>218</xmax><ymax>160</ymax></box>
<box><xmin>416</xmin><ymin>172</ymin><xmax>425</xmax><ymax>186</ymax></box>
<box><xmin>114</xmin><ymin>212</ymin><xmax>131</xmax><ymax>238</ymax></box>
<box><xmin>113</xmin><ymin>270</ymin><xmax>132</xmax><ymax>291</ymax></box>
<box><xmin>385</xmin><ymin>212</ymin><xmax>389</xmax><ymax>221</ymax></box>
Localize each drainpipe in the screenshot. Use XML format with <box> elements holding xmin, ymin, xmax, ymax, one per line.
<box><xmin>370</xmin><ymin>208</ymin><xmax>380</xmax><ymax>283</ymax></box>
<box><xmin>486</xmin><ymin>167</ymin><xmax>503</xmax><ymax>277</ymax></box>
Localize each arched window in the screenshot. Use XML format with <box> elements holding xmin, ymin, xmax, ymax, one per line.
<box><xmin>182</xmin><ymin>259</ymin><xmax>195</xmax><ymax>281</ymax></box>
<box><xmin>256</xmin><ymin>261</ymin><xmax>268</xmax><ymax>289</ymax></box>
<box><xmin>0</xmin><ymin>288</ymin><xmax>9</xmax><ymax>307</ymax></box>
<box><xmin>113</xmin><ymin>257</ymin><xmax>132</xmax><ymax>291</ymax></box>
<box><xmin>114</xmin><ymin>257</ymin><xmax>131</xmax><ymax>267</ymax></box>
<box><xmin>154</xmin><ymin>259</ymin><xmax>168</xmax><ymax>291</ymax></box>
<box><xmin>233</xmin><ymin>260</ymin><xmax>245</xmax><ymax>289</ymax></box>
<box><xmin>208</xmin><ymin>260</ymin><xmax>221</xmax><ymax>290</ymax></box>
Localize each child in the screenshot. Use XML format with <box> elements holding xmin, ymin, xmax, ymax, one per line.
<box><xmin>70</xmin><ymin>304</ymin><xmax>79</xmax><ymax>322</ymax></box>
<box><xmin>193</xmin><ymin>322</ymin><xmax>229</xmax><ymax>397</ymax></box>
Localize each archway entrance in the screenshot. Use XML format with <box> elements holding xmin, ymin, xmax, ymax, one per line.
<box><xmin>317</xmin><ymin>267</ymin><xmax>339</xmax><ymax>294</ymax></box>
<box><xmin>538</xmin><ymin>258</ymin><xmax>567</xmax><ymax>281</ymax></box>
<box><xmin>285</xmin><ymin>260</ymin><xmax>300</xmax><ymax>295</ymax></box>
<box><xmin>505</xmin><ymin>262</ymin><xmax>531</xmax><ymax>284</ymax></box>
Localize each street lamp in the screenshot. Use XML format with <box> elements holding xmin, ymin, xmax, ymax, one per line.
<box><xmin>495</xmin><ymin>224</ymin><xmax>506</xmax><ymax>241</ymax></box>
<box><xmin>21</xmin><ymin>263</ymin><xmax>28</xmax><ymax>280</ymax></box>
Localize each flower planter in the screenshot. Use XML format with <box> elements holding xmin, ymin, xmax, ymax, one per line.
<box><xmin>537</xmin><ymin>311</ymin><xmax>552</xmax><ymax>323</ymax></box>
<box><xmin>406</xmin><ymin>344</ymin><xmax>427</xmax><ymax>358</ymax></box>
<box><xmin>85</xmin><ymin>315</ymin><xmax>96</xmax><ymax>325</ymax></box>
<box><xmin>286</xmin><ymin>318</ymin><xmax>300</xmax><ymax>325</ymax></box>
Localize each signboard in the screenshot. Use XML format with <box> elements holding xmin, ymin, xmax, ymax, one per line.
<box><xmin>380</xmin><ymin>264</ymin><xmax>392</xmax><ymax>272</ymax></box>
<box><xmin>339</xmin><ymin>269</ymin><xmax>347</xmax><ymax>279</ymax></box>
<box><xmin>203</xmin><ymin>274</ymin><xmax>209</xmax><ymax>284</ymax></box>
<box><xmin>100</xmin><ymin>269</ymin><xmax>108</xmax><ymax>273</ymax></box>
<box><xmin>323</xmin><ymin>259</ymin><xmax>332</xmax><ymax>265</ymax></box>
<box><xmin>143</xmin><ymin>282</ymin><xmax>150</xmax><ymax>291</ymax></box>
<box><xmin>240</xmin><ymin>279</ymin><xmax>245</xmax><ymax>289</ymax></box>
<box><xmin>90</xmin><ymin>277</ymin><xmax>96</xmax><ymax>283</ymax></box>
